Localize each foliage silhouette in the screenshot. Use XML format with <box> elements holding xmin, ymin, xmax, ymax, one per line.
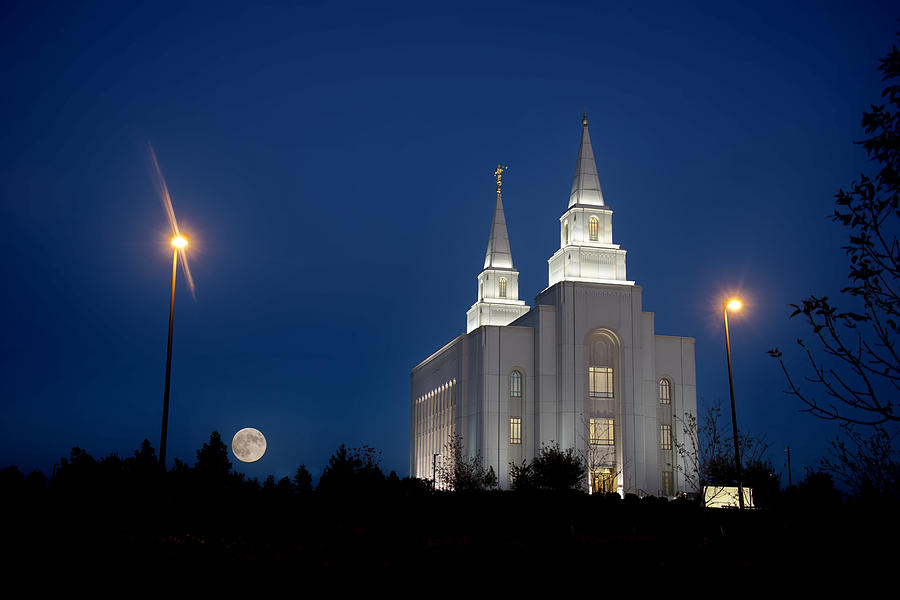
<box><xmin>675</xmin><ymin>405</ymin><xmax>778</xmax><ymax>505</ymax></box>
<box><xmin>511</xmin><ymin>442</ymin><xmax>587</xmax><ymax>491</ymax></box>
<box><xmin>317</xmin><ymin>444</ymin><xmax>385</xmax><ymax>494</ymax></box>
<box><xmin>436</xmin><ymin>433</ymin><xmax>493</xmax><ymax>491</ymax></box>
<box><xmin>769</xmin><ymin>42</ymin><xmax>900</xmax><ymax>428</ymax></box>
<box><xmin>194</xmin><ymin>430</ymin><xmax>232</xmax><ymax>487</ymax></box>
<box><xmin>294</xmin><ymin>464</ymin><xmax>313</xmax><ymax>494</ymax></box>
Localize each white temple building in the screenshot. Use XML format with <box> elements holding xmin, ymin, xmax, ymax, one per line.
<box><xmin>410</xmin><ymin>117</ymin><xmax>697</xmax><ymax>496</ymax></box>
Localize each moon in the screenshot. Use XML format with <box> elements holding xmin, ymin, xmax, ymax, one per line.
<box><xmin>231</xmin><ymin>427</ymin><xmax>267</xmax><ymax>463</ymax></box>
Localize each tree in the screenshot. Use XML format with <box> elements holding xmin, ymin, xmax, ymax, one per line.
<box><xmin>531</xmin><ymin>443</ymin><xmax>586</xmax><ymax>491</ymax></box>
<box><xmin>510</xmin><ymin>442</ymin><xmax>587</xmax><ymax>492</ymax></box>
<box><xmin>293</xmin><ymin>464</ymin><xmax>313</xmax><ymax>494</ymax></box>
<box><xmin>768</xmin><ymin>43</ymin><xmax>900</xmax><ymax>428</ymax></box>
<box><xmin>675</xmin><ymin>404</ymin><xmax>777</xmax><ymax>505</ymax></box>
<box><xmin>195</xmin><ymin>431</ymin><xmax>232</xmax><ymax>486</ymax></box>
<box><xmin>820</xmin><ymin>425</ymin><xmax>899</xmax><ymax>499</ymax></box>
<box><xmin>317</xmin><ymin>444</ymin><xmax>385</xmax><ymax>494</ymax></box>
<box><xmin>437</xmin><ymin>433</ymin><xmax>493</xmax><ymax>491</ymax></box>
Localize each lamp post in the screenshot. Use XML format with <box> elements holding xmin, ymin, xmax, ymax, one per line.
<box><xmin>432</xmin><ymin>453</ymin><xmax>441</xmax><ymax>490</ymax></box>
<box><xmin>723</xmin><ymin>298</ymin><xmax>745</xmax><ymax>509</ymax></box>
<box><xmin>159</xmin><ymin>234</ymin><xmax>188</xmax><ymax>470</ymax></box>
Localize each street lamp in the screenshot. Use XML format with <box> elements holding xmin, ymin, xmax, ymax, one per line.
<box><xmin>723</xmin><ymin>297</ymin><xmax>745</xmax><ymax>509</ymax></box>
<box><xmin>159</xmin><ymin>234</ymin><xmax>188</xmax><ymax>470</ymax></box>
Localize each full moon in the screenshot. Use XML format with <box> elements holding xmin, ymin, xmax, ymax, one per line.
<box><xmin>231</xmin><ymin>427</ymin><xmax>267</xmax><ymax>463</ymax></box>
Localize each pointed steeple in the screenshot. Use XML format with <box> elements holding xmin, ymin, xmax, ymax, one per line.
<box><xmin>484</xmin><ymin>190</ymin><xmax>514</xmax><ymax>269</ymax></box>
<box><xmin>467</xmin><ymin>164</ymin><xmax>530</xmax><ymax>333</ymax></box>
<box><xmin>568</xmin><ymin>114</ymin><xmax>605</xmax><ymax>207</ymax></box>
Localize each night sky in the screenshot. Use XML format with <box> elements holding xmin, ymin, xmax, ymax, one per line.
<box><xmin>2</xmin><ymin>1</ymin><xmax>898</xmax><ymax>484</ymax></box>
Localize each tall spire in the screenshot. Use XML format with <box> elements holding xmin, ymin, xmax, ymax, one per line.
<box><xmin>484</xmin><ymin>164</ymin><xmax>513</xmax><ymax>269</ymax></box>
<box><xmin>568</xmin><ymin>114</ymin><xmax>605</xmax><ymax>207</ymax></box>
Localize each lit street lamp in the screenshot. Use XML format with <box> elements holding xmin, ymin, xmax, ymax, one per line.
<box><xmin>723</xmin><ymin>298</ymin><xmax>745</xmax><ymax>509</ymax></box>
<box><xmin>159</xmin><ymin>234</ymin><xmax>188</xmax><ymax>470</ymax></box>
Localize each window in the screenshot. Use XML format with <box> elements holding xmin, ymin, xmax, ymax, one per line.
<box><xmin>589</xmin><ymin>216</ymin><xmax>599</xmax><ymax>241</ymax></box>
<box><xmin>590</xmin><ymin>418</ymin><xmax>614</xmax><ymax>445</ymax></box>
<box><xmin>498</xmin><ymin>277</ymin><xmax>507</xmax><ymax>298</ymax></box>
<box><xmin>589</xmin><ymin>366</ymin><xmax>614</xmax><ymax>398</ymax></box>
<box><xmin>661</xmin><ymin>471</ymin><xmax>674</xmax><ymax>496</ymax></box>
<box><xmin>659</xmin><ymin>378</ymin><xmax>671</xmax><ymax>404</ymax></box>
<box><xmin>564</xmin><ymin>221</ymin><xmax>569</xmax><ymax>245</ymax></box>
<box><xmin>591</xmin><ymin>468</ymin><xmax>616</xmax><ymax>493</ymax></box>
<box><xmin>509</xmin><ymin>370</ymin><xmax>522</xmax><ymax>398</ymax></box>
<box><xmin>660</xmin><ymin>424</ymin><xmax>672</xmax><ymax>450</ymax></box>
<box><xmin>509</xmin><ymin>417</ymin><xmax>522</xmax><ymax>444</ymax></box>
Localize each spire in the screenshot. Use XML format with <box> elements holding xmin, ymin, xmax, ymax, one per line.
<box><xmin>484</xmin><ymin>164</ymin><xmax>514</xmax><ymax>269</ymax></box>
<box><xmin>568</xmin><ymin>114</ymin><xmax>605</xmax><ymax>207</ymax></box>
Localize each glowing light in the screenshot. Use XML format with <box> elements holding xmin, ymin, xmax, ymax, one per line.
<box><xmin>149</xmin><ymin>143</ymin><xmax>196</xmax><ymax>300</ymax></box>
<box><xmin>726</xmin><ymin>299</ymin><xmax>742</xmax><ymax>311</ymax></box>
<box><xmin>171</xmin><ymin>235</ymin><xmax>188</xmax><ymax>248</ymax></box>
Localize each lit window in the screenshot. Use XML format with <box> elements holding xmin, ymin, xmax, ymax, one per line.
<box><xmin>661</xmin><ymin>470</ymin><xmax>674</xmax><ymax>496</ymax></box>
<box><xmin>509</xmin><ymin>417</ymin><xmax>522</xmax><ymax>444</ymax></box>
<box><xmin>590</xmin><ymin>418</ymin><xmax>614</xmax><ymax>445</ymax></box>
<box><xmin>509</xmin><ymin>370</ymin><xmax>522</xmax><ymax>398</ymax></box>
<box><xmin>591</xmin><ymin>468</ymin><xmax>616</xmax><ymax>493</ymax></box>
<box><xmin>660</xmin><ymin>424</ymin><xmax>672</xmax><ymax>450</ymax></box>
<box><xmin>589</xmin><ymin>216</ymin><xmax>599</xmax><ymax>241</ymax></box>
<box><xmin>498</xmin><ymin>277</ymin><xmax>507</xmax><ymax>298</ymax></box>
<box><xmin>589</xmin><ymin>366</ymin><xmax>614</xmax><ymax>398</ymax></box>
<box><xmin>659</xmin><ymin>378</ymin><xmax>671</xmax><ymax>404</ymax></box>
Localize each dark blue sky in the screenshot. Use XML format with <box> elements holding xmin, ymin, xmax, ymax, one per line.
<box><xmin>2</xmin><ymin>0</ymin><xmax>898</xmax><ymax>483</ymax></box>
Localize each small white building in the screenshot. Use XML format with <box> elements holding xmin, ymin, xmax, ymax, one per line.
<box><xmin>410</xmin><ymin>117</ymin><xmax>697</xmax><ymax>496</ymax></box>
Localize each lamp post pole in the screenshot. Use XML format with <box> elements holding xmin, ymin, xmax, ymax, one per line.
<box><xmin>160</xmin><ymin>236</ymin><xmax>187</xmax><ymax>470</ymax></box>
<box><xmin>432</xmin><ymin>453</ymin><xmax>441</xmax><ymax>490</ymax></box>
<box><xmin>723</xmin><ymin>299</ymin><xmax>745</xmax><ymax>509</ymax></box>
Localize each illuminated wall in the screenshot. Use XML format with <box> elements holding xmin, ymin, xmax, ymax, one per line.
<box><xmin>410</xmin><ymin>117</ymin><xmax>698</xmax><ymax>496</ymax></box>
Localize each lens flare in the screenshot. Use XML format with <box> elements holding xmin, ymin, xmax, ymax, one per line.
<box><xmin>726</xmin><ymin>299</ymin><xmax>742</xmax><ymax>311</ymax></box>
<box><xmin>149</xmin><ymin>143</ymin><xmax>196</xmax><ymax>300</ymax></box>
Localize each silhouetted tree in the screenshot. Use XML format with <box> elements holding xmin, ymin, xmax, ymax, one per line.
<box><xmin>437</xmin><ymin>433</ymin><xmax>492</xmax><ymax>491</ymax></box>
<box><xmin>276</xmin><ymin>476</ymin><xmax>294</xmax><ymax>495</ymax></box>
<box><xmin>531</xmin><ymin>443</ymin><xmax>586</xmax><ymax>491</ymax></box>
<box><xmin>294</xmin><ymin>464</ymin><xmax>313</xmax><ymax>494</ymax></box>
<box><xmin>509</xmin><ymin>459</ymin><xmax>536</xmax><ymax>491</ymax></box>
<box><xmin>195</xmin><ymin>431</ymin><xmax>231</xmax><ymax>487</ymax></box>
<box><xmin>317</xmin><ymin>444</ymin><xmax>385</xmax><ymax>494</ymax></box>
<box><xmin>0</xmin><ymin>466</ymin><xmax>24</xmax><ymax>491</ymax></box>
<box><xmin>675</xmin><ymin>405</ymin><xmax>775</xmax><ymax>504</ymax></box>
<box><xmin>786</xmin><ymin>470</ymin><xmax>844</xmax><ymax>507</ymax></box>
<box><xmin>769</xmin><ymin>43</ymin><xmax>900</xmax><ymax>428</ymax></box>
<box><xmin>820</xmin><ymin>426</ymin><xmax>899</xmax><ymax>499</ymax></box>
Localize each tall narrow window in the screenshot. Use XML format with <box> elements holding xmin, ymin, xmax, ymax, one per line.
<box><xmin>590</xmin><ymin>418</ymin><xmax>614</xmax><ymax>445</ymax></box>
<box><xmin>659</xmin><ymin>378</ymin><xmax>671</xmax><ymax>404</ymax></box>
<box><xmin>660</xmin><ymin>424</ymin><xmax>672</xmax><ymax>450</ymax></box>
<box><xmin>589</xmin><ymin>216</ymin><xmax>599</xmax><ymax>241</ymax></box>
<box><xmin>661</xmin><ymin>471</ymin><xmax>674</xmax><ymax>496</ymax></box>
<box><xmin>509</xmin><ymin>417</ymin><xmax>522</xmax><ymax>444</ymax></box>
<box><xmin>589</xmin><ymin>366</ymin><xmax>614</xmax><ymax>398</ymax></box>
<box><xmin>498</xmin><ymin>277</ymin><xmax>507</xmax><ymax>298</ymax></box>
<box><xmin>564</xmin><ymin>221</ymin><xmax>569</xmax><ymax>245</ymax></box>
<box><xmin>509</xmin><ymin>370</ymin><xmax>522</xmax><ymax>398</ymax></box>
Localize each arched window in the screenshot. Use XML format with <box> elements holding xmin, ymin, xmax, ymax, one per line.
<box><xmin>509</xmin><ymin>370</ymin><xmax>522</xmax><ymax>397</ymax></box>
<box><xmin>658</xmin><ymin>378</ymin><xmax>671</xmax><ymax>404</ymax></box>
<box><xmin>564</xmin><ymin>221</ymin><xmax>569</xmax><ymax>245</ymax></box>
<box><xmin>589</xmin><ymin>216</ymin><xmax>599</xmax><ymax>241</ymax></box>
<box><xmin>498</xmin><ymin>277</ymin><xmax>507</xmax><ymax>298</ymax></box>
